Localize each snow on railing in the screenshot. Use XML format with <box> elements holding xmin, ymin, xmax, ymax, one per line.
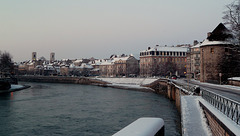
<box><xmin>171</xmin><ymin>81</ymin><xmax>192</xmax><ymax>95</ymax></box>
<box><xmin>202</xmin><ymin>89</ymin><xmax>240</xmax><ymax>125</ymax></box>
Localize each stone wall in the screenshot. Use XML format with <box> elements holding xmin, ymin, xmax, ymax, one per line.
<box><xmin>167</xmin><ymin>84</ymin><xmax>181</xmax><ymax>113</ymax></box>
<box><xmin>199</xmin><ymin>102</ymin><xmax>235</xmax><ymax>136</ymax></box>
<box><xmin>17</xmin><ymin>76</ymin><xmax>108</xmax><ymax>85</ymax></box>
<box><xmin>175</xmin><ymin>88</ymin><xmax>181</xmax><ymax>113</ymax></box>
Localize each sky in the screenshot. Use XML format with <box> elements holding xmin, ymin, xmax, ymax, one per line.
<box><xmin>0</xmin><ymin>0</ymin><xmax>231</xmax><ymax>62</ymax></box>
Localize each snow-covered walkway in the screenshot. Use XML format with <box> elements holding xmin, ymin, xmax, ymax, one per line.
<box><xmin>182</xmin><ymin>95</ymin><xmax>240</xmax><ymax>136</ymax></box>
<box><xmin>181</xmin><ymin>96</ymin><xmax>212</xmax><ymax>136</ymax></box>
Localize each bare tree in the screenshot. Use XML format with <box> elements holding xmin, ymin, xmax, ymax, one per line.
<box><xmin>222</xmin><ymin>1</ymin><xmax>240</xmax><ymax>82</ymax></box>
<box><xmin>223</xmin><ymin>0</ymin><xmax>240</xmax><ymax>45</ymax></box>
<box><xmin>0</xmin><ymin>51</ymin><xmax>14</xmax><ymax>74</ymax></box>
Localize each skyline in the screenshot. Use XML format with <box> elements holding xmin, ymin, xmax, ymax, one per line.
<box><xmin>0</xmin><ymin>0</ymin><xmax>231</xmax><ymax>62</ymax></box>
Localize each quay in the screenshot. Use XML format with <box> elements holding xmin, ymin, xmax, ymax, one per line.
<box><xmin>17</xmin><ymin>75</ymin><xmax>240</xmax><ymax>135</ymax></box>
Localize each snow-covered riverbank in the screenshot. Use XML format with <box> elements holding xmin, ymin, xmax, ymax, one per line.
<box><xmin>0</xmin><ymin>84</ymin><xmax>30</xmax><ymax>94</ymax></box>
<box><xmin>96</xmin><ymin>78</ymin><xmax>159</xmax><ymax>85</ymax></box>
<box><xmin>95</xmin><ymin>78</ymin><xmax>159</xmax><ymax>92</ymax></box>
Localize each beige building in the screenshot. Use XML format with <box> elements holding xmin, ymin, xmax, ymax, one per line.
<box><xmin>99</xmin><ymin>55</ymin><xmax>139</xmax><ymax>77</ymax></box>
<box><xmin>189</xmin><ymin>41</ymin><xmax>201</xmax><ymax>80</ymax></box>
<box><xmin>114</xmin><ymin>56</ymin><xmax>139</xmax><ymax>77</ymax></box>
<box><xmin>99</xmin><ymin>60</ymin><xmax>115</xmax><ymax>77</ymax></box>
<box><xmin>140</xmin><ymin>45</ymin><xmax>188</xmax><ymax>77</ymax></box>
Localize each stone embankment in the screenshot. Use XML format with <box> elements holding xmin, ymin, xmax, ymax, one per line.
<box><xmin>18</xmin><ymin>75</ymin><xmax>108</xmax><ymax>85</ymax></box>
<box><xmin>17</xmin><ymin>76</ymin><xmax>171</xmax><ymax>93</ymax></box>
<box><xmin>96</xmin><ymin>78</ymin><xmax>159</xmax><ymax>92</ymax></box>
<box><xmin>18</xmin><ymin>76</ymin><xmax>160</xmax><ymax>92</ymax></box>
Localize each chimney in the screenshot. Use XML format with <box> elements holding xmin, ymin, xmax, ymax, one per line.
<box><xmin>207</xmin><ymin>32</ymin><xmax>212</xmax><ymax>37</ymax></box>
<box><xmin>193</xmin><ymin>40</ymin><xmax>199</xmax><ymax>46</ymax></box>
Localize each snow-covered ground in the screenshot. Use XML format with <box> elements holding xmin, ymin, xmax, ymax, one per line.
<box><xmin>181</xmin><ymin>96</ymin><xmax>212</xmax><ymax>136</ymax></box>
<box><xmin>96</xmin><ymin>78</ymin><xmax>158</xmax><ymax>85</ymax></box>
<box><xmin>95</xmin><ymin>78</ymin><xmax>159</xmax><ymax>91</ymax></box>
<box><xmin>10</xmin><ymin>85</ymin><xmax>25</xmax><ymax>90</ymax></box>
<box><xmin>191</xmin><ymin>79</ymin><xmax>240</xmax><ymax>90</ymax></box>
<box><xmin>0</xmin><ymin>84</ymin><xmax>27</xmax><ymax>94</ymax></box>
<box><xmin>182</xmin><ymin>95</ymin><xmax>240</xmax><ymax>136</ymax></box>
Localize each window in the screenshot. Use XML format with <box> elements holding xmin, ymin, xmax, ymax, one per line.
<box><xmin>211</xmin><ymin>48</ymin><xmax>214</xmax><ymax>54</ymax></box>
<box><xmin>225</xmin><ymin>48</ymin><xmax>229</xmax><ymax>52</ymax></box>
<box><xmin>156</xmin><ymin>51</ymin><xmax>160</xmax><ymax>56</ymax></box>
<box><xmin>151</xmin><ymin>51</ymin><xmax>154</xmax><ymax>55</ymax></box>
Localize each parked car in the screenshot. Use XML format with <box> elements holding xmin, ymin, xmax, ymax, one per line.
<box><xmin>171</xmin><ymin>75</ymin><xmax>177</xmax><ymax>80</ymax></box>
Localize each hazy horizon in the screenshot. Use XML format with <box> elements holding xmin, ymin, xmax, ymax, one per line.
<box><xmin>0</xmin><ymin>0</ymin><xmax>230</xmax><ymax>62</ymax></box>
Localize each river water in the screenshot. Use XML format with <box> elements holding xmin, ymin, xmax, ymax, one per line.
<box><xmin>0</xmin><ymin>82</ymin><xmax>180</xmax><ymax>136</ymax></box>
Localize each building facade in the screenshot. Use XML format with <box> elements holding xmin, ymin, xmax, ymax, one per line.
<box><xmin>190</xmin><ymin>42</ymin><xmax>201</xmax><ymax>80</ymax></box>
<box><xmin>200</xmin><ymin>23</ymin><xmax>234</xmax><ymax>83</ymax></box>
<box><xmin>140</xmin><ymin>45</ymin><xmax>188</xmax><ymax>77</ymax></box>
<box><xmin>99</xmin><ymin>55</ymin><xmax>139</xmax><ymax>77</ymax></box>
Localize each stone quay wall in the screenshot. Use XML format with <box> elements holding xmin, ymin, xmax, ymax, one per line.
<box><xmin>199</xmin><ymin>102</ymin><xmax>235</xmax><ymax>136</ymax></box>
<box><xmin>17</xmin><ymin>76</ymin><xmax>108</xmax><ymax>85</ymax></box>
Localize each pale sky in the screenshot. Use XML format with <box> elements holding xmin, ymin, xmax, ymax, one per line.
<box><xmin>0</xmin><ymin>0</ymin><xmax>231</xmax><ymax>62</ymax></box>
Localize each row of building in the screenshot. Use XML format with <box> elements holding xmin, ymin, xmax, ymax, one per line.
<box><xmin>187</xmin><ymin>23</ymin><xmax>240</xmax><ymax>84</ymax></box>
<box><xmin>17</xmin><ymin>45</ymin><xmax>189</xmax><ymax>78</ymax></box>
<box><xmin>15</xmin><ymin>23</ymin><xmax>240</xmax><ymax>84</ymax></box>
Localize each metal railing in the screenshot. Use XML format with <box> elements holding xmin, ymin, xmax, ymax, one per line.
<box><xmin>202</xmin><ymin>89</ymin><xmax>240</xmax><ymax>125</ymax></box>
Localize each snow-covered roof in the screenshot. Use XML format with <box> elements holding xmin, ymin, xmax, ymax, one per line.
<box><xmin>141</xmin><ymin>46</ymin><xmax>188</xmax><ymax>52</ymax></box>
<box><xmin>99</xmin><ymin>59</ymin><xmax>114</xmax><ymax>65</ymax></box>
<box><xmin>74</xmin><ymin>59</ymin><xmax>83</xmax><ymax>63</ymax></box>
<box><xmin>200</xmin><ymin>39</ymin><xmax>232</xmax><ymax>47</ymax></box>
<box><xmin>228</xmin><ymin>77</ymin><xmax>240</xmax><ymax>81</ymax></box>
<box><xmin>90</xmin><ymin>68</ymin><xmax>100</xmax><ymax>71</ymax></box>
<box><xmin>191</xmin><ymin>43</ymin><xmax>201</xmax><ymax>48</ymax></box>
<box><xmin>79</xmin><ymin>63</ymin><xmax>93</xmax><ymax>69</ymax></box>
<box><xmin>100</xmin><ymin>61</ymin><xmax>114</xmax><ymax>65</ymax></box>
<box><xmin>113</xmin><ymin>56</ymin><xmax>130</xmax><ymax>61</ymax></box>
<box><xmin>44</xmin><ymin>65</ymin><xmax>55</xmax><ymax>70</ymax></box>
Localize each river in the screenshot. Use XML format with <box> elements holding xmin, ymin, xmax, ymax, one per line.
<box><xmin>0</xmin><ymin>82</ymin><xmax>180</xmax><ymax>136</ymax></box>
